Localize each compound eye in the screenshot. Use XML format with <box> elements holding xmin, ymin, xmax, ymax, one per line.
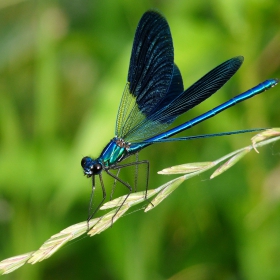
<box><xmin>81</xmin><ymin>157</ymin><xmax>102</xmax><ymax>176</ymax></box>
<box><xmin>92</xmin><ymin>163</ymin><xmax>102</xmax><ymax>174</ymax></box>
<box><xmin>81</xmin><ymin>156</ymin><xmax>90</xmax><ymax>168</ymax></box>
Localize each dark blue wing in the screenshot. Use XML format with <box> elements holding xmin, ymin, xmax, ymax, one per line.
<box><xmin>147</xmin><ymin>56</ymin><xmax>243</xmax><ymax>125</ymax></box>
<box><xmin>147</xmin><ymin>64</ymin><xmax>184</xmax><ymax>118</ymax></box>
<box><xmin>127</xmin><ymin>11</ymin><xmax>175</xmax><ymax>116</ymax></box>
<box><xmin>121</xmin><ymin>57</ymin><xmax>243</xmax><ymax>142</ymax></box>
<box><xmin>115</xmin><ymin>11</ymin><xmax>243</xmax><ymax>143</ymax></box>
<box><xmin>116</xmin><ymin>11</ymin><xmax>179</xmax><ymax>138</ymax></box>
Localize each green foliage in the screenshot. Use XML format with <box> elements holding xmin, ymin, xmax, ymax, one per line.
<box><xmin>0</xmin><ymin>0</ymin><xmax>279</xmax><ymax>279</ymax></box>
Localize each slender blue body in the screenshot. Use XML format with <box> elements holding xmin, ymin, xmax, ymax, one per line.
<box><xmin>81</xmin><ymin>11</ymin><xmax>278</xmax><ymax>221</ymax></box>
<box><xmin>89</xmin><ymin>79</ymin><xmax>277</xmax><ymax>161</ymax></box>
<box><xmin>128</xmin><ymin>78</ymin><xmax>278</xmax><ymax>152</ymax></box>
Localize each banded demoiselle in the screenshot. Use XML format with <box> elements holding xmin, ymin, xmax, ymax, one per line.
<box><xmin>81</xmin><ymin>11</ymin><xmax>278</xmax><ymax>222</ymax></box>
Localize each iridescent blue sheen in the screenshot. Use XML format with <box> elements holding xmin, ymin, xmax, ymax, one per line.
<box><xmin>81</xmin><ymin>11</ymin><xmax>278</xmax><ymax>220</ymax></box>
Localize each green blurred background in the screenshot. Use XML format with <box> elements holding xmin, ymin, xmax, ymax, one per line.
<box><xmin>0</xmin><ymin>0</ymin><xmax>280</xmax><ymax>279</ymax></box>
